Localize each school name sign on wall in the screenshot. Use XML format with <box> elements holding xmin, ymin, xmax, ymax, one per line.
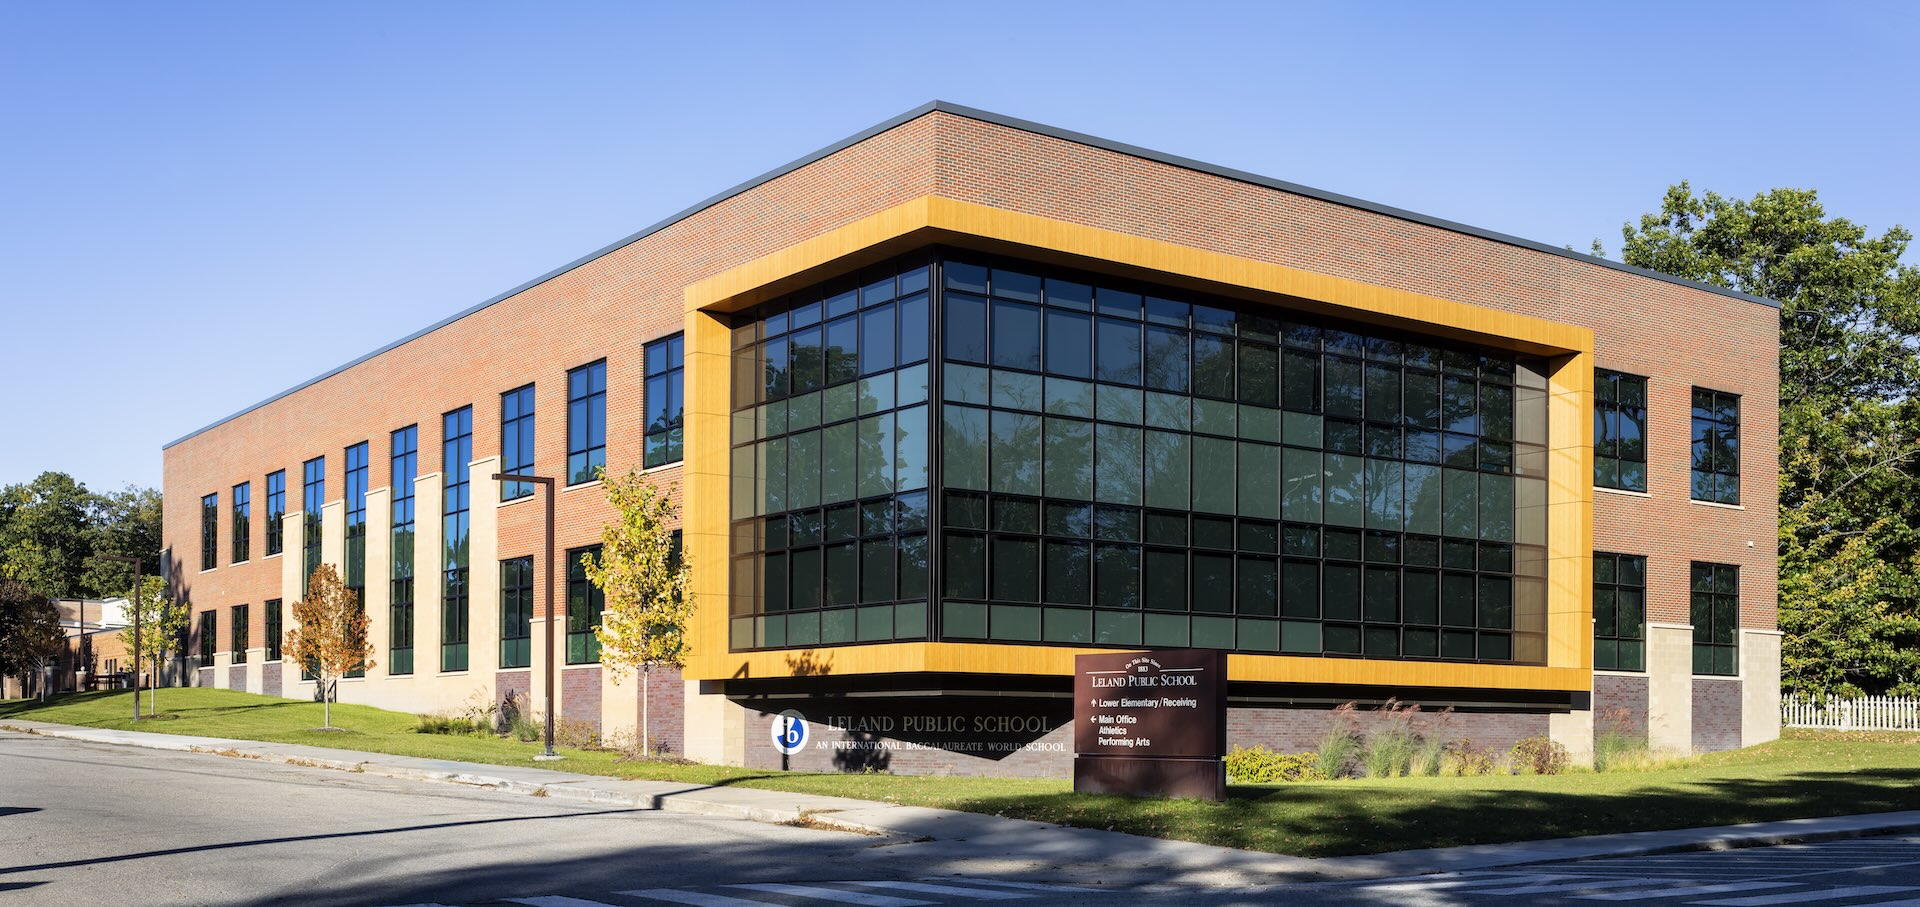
<box><xmin>1072</xmin><ymin>648</ymin><xmax>1228</xmax><ymax>800</ymax></box>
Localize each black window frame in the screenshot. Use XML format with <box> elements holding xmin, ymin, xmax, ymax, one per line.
<box><xmin>231</xmin><ymin>604</ymin><xmax>249</xmax><ymax>664</ymax></box>
<box><xmin>1592</xmin><ymin>552</ymin><xmax>1645</xmax><ymax>672</ymax></box>
<box><xmin>390</xmin><ymin>425</ymin><xmax>418</xmax><ymax>676</ymax></box>
<box><xmin>265</xmin><ymin>599</ymin><xmax>282</xmax><ymax>662</ymax></box>
<box><xmin>566</xmin><ymin>544</ymin><xmax>604</xmax><ymax>664</ymax></box>
<box><xmin>501</xmin><ymin>383</ymin><xmax>536</xmax><ymax>500</ymax></box>
<box><xmin>197</xmin><ymin>610</ymin><xmax>216</xmax><ymax>664</ymax></box>
<box><xmin>442</xmin><ymin>406</ymin><xmax>473</xmax><ymax>672</ymax></box>
<box><xmin>644</xmin><ymin>335</ymin><xmax>685</xmax><ymax>468</ymax></box>
<box><xmin>302</xmin><ymin>456</ymin><xmax>325</xmax><ymax>593</ymax></box>
<box><xmin>200</xmin><ymin>492</ymin><xmax>219</xmax><ymax>572</ymax></box>
<box><xmin>1690</xmin><ymin>388</ymin><xmax>1741</xmax><ymax>505</ymax></box>
<box><xmin>500</xmin><ymin>555</ymin><xmax>534</xmax><ymax>668</ymax></box>
<box><xmin>1691</xmin><ymin>561</ymin><xmax>1740</xmax><ymax>676</ymax></box>
<box><xmin>1594</xmin><ymin>369</ymin><xmax>1648</xmax><ymax>493</ymax></box>
<box><xmin>567</xmin><ymin>360</ymin><xmax>607</xmax><ymax>485</ymax></box>
<box><xmin>265</xmin><ymin>470</ymin><xmax>286</xmax><ymax>556</ymax></box>
<box><xmin>231</xmin><ymin>482</ymin><xmax>251</xmax><ymax>564</ymax></box>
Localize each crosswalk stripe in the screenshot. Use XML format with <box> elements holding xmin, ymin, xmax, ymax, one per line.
<box><xmin>506</xmin><ymin>898</ymin><xmax>628</xmax><ymax>907</ymax></box>
<box><xmin>1465</xmin><ymin>879</ymin><xmax>1690</xmax><ymax>895</ymax></box>
<box><xmin>948</xmin><ymin>880</ymin><xmax>1100</xmax><ymax>893</ymax></box>
<box><xmin>1694</xmin><ymin>886</ymin><xmax>1920</xmax><ymax>906</ymax></box>
<box><xmin>842</xmin><ymin>881</ymin><xmax>1035</xmax><ymax>900</ymax></box>
<box><xmin>726</xmin><ymin>882</ymin><xmax>936</xmax><ymax>906</ymax></box>
<box><xmin>616</xmin><ymin>890</ymin><xmax>792</xmax><ymax>907</ymax></box>
<box><xmin>1576</xmin><ymin>882</ymin><xmax>1800</xmax><ymax>901</ymax></box>
<box><xmin>1364</xmin><ymin>873</ymin><xmax>1584</xmax><ymax>891</ymax></box>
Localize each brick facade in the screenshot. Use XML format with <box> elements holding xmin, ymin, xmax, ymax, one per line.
<box><xmin>1693</xmin><ymin>678</ymin><xmax>1744</xmax><ymax>753</ymax></box>
<box><xmin>160</xmin><ymin>103</ymin><xmax>1778</xmax><ymax>772</ymax></box>
<box><xmin>1595</xmin><ymin>673</ymin><xmax>1651</xmax><ymax>737</ymax></box>
<box><xmin>262</xmin><ymin>662</ymin><xmax>280</xmax><ymax>698</ymax></box>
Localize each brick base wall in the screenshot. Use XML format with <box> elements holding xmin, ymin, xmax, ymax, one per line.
<box><xmin>1226</xmin><ymin>706</ymin><xmax>1551</xmax><ymax>756</ymax></box>
<box><xmin>263</xmin><ymin>662</ymin><xmax>281</xmax><ymax>698</ymax></box>
<box><xmin>637</xmin><ymin>666</ymin><xmax>684</xmax><ymax>755</ymax></box>
<box><xmin>561</xmin><ymin>666</ymin><xmax>601</xmax><ymax>732</ymax></box>
<box><xmin>195</xmin><ymin>667</ymin><xmax>213</xmax><ymax>689</ymax></box>
<box><xmin>496</xmin><ymin>670</ymin><xmax>530</xmax><ymax>722</ymax></box>
<box><xmin>1595</xmin><ymin>674</ymin><xmax>1650</xmax><ymax>737</ymax></box>
<box><xmin>229</xmin><ymin>665</ymin><xmax>245</xmax><ymax>691</ymax></box>
<box><xmin>1693</xmin><ymin>678</ymin><xmax>1743</xmax><ymax>753</ymax></box>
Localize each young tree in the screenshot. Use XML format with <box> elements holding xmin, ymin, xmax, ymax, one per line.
<box><xmin>283</xmin><ymin>564</ymin><xmax>374</xmax><ymax>729</ymax></box>
<box><xmin>1621</xmin><ymin>183</ymin><xmax>1920</xmax><ymax>696</ymax></box>
<box><xmin>124</xmin><ymin>575</ymin><xmax>189</xmax><ymax>715</ymax></box>
<box><xmin>0</xmin><ymin>579</ymin><xmax>63</xmax><ymax>694</ymax></box>
<box><xmin>583</xmin><ymin>469</ymin><xmax>693</xmax><ymax>755</ymax></box>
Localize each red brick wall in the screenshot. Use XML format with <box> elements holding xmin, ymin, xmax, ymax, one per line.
<box><xmin>560</xmin><ymin>666</ymin><xmax>600</xmax><ymax>732</ymax></box>
<box><xmin>635</xmin><ymin>666</ymin><xmax>684</xmax><ymax>755</ymax></box>
<box><xmin>1693</xmin><ymin>678</ymin><xmax>1743</xmax><ymax>752</ymax></box>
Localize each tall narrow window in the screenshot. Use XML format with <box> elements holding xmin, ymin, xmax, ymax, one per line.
<box><xmin>231</xmin><ymin>482</ymin><xmax>251</xmax><ymax>564</ymax></box>
<box><xmin>265</xmin><ymin>599</ymin><xmax>282</xmax><ymax>662</ymax></box>
<box><xmin>344</xmin><ymin>442</ymin><xmax>369</xmax><ymax>596</ymax></box>
<box><xmin>1593</xmin><ymin>552</ymin><xmax>1645</xmax><ymax>671</ymax></box>
<box><xmin>568</xmin><ymin>361</ymin><xmax>607</xmax><ymax>484</ymax></box>
<box><xmin>566</xmin><ymin>545</ymin><xmax>604</xmax><ymax>664</ymax></box>
<box><xmin>442</xmin><ymin>407</ymin><xmax>473</xmax><ymax>672</ymax></box>
<box><xmin>265</xmin><ymin>470</ymin><xmax>286</xmax><ymax>556</ymax></box>
<box><xmin>1691</xmin><ymin>388</ymin><xmax>1740</xmax><ymax>504</ymax></box>
<box><xmin>1594</xmin><ymin>370</ymin><xmax>1647</xmax><ymax>492</ymax></box>
<box><xmin>198</xmin><ymin>611</ymin><xmax>216</xmax><ymax>664</ymax></box>
<box><xmin>645</xmin><ymin>335</ymin><xmax>685</xmax><ymax>467</ymax></box>
<box><xmin>390</xmin><ymin>425</ymin><xmax>418</xmax><ymax>676</ymax></box>
<box><xmin>231</xmin><ymin>604</ymin><xmax>249</xmax><ymax>664</ymax></box>
<box><xmin>302</xmin><ymin>457</ymin><xmax>325</xmax><ymax>592</ymax></box>
<box><xmin>200</xmin><ymin>493</ymin><xmax>219</xmax><ymax>571</ymax></box>
<box><xmin>1691</xmin><ymin>562</ymin><xmax>1739</xmax><ymax>676</ymax></box>
<box><xmin>501</xmin><ymin>384</ymin><xmax>536</xmax><ymax>500</ymax></box>
<box><xmin>500</xmin><ymin>556</ymin><xmax>533</xmax><ymax>668</ymax></box>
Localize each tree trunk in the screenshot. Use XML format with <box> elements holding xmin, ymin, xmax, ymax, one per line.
<box><xmin>324</xmin><ymin>678</ymin><xmax>332</xmax><ymax>728</ymax></box>
<box><xmin>642</xmin><ymin>664</ymin><xmax>651</xmax><ymax>756</ymax></box>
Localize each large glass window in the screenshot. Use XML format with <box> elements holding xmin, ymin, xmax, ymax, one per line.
<box><xmin>646</xmin><ymin>335</ymin><xmax>685</xmax><ymax>467</ymax></box>
<box><xmin>198</xmin><ymin>611</ymin><xmax>216</xmax><ymax>664</ymax></box>
<box><xmin>1691</xmin><ymin>562</ymin><xmax>1739</xmax><ymax>676</ymax></box>
<box><xmin>344</xmin><ymin>442</ymin><xmax>368</xmax><ymax>595</ymax></box>
<box><xmin>501</xmin><ymin>384</ymin><xmax>535</xmax><ymax>500</ymax></box>
<box><xmin>390</xmin><ymin>425</ymin><xmax>418</xmax><ymax>676</ymax></box>
<box><xmin>265</xmin><ymin>599</ymin><xmax>281</xmax><ymax>662</ymax></box>
<box><xmin>500</xmin><ymin>556</ymin><xmax>533</xmax><ymax>669</ymax></box>
<box><xmin>200</xmin><ymin>493</ymin><xmax>218</xmax><ymax>571</ymax></box>
<box><xmin>302</xmin><ymin>457</ymin><xmax>325</xmax><ymax>592</ymax></box>
<box><xmin>442</xmin><ymin>407</ymin><xmax>472</xmax><ymax>672</ymax></box>
<box><xmin>265</xmin><ymin>470</ymin><xmax>286</xmax><ymax>556</ymax></box>
<box><xmin>568</xmin><ymin>361</ymin><xmax>607</xmax><ymax>484</ymax></box>
<box><xmin>1593</xmin><ymin>552</ymin><xmax>1645</xmax><ymax>671</ymax></box>
<box><xmin>727</xmin><ymin>257</ymin><xmax>933</xmax><ymax>650</ymax></box>
<box><xmin>1691</xmin><ymin>388</ymin><xmax>1740</xmax><ymax>504</ymax></box>
<box><xmin>1595</xmin><ymin>370</ymin><xmax>1647</xmax><ymax>492</ymax></box>
<box><xmin>231</xmin><ymin>482</ymin><xmax>251</xmax><ymax>564</ymax></box>
<box><xmin>726</xmin><ymin>253</ymin><xmax>1549</xmax><ymax>663</ymax></box>
<box><xmin>231</xmin><ymin>604</ymin><xmax>249</xmax><ymax>664</ymax></box>
<box><xmin>567</xmin><ymin>545</ymin><xmax>605</xmax><ymax>664</ymax></box>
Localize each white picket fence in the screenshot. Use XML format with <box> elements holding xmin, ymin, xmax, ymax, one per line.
<box><xmin>1782</xmin><ymin>695</ymin><xmax>1920</xmax><ymax>731</ymax></box>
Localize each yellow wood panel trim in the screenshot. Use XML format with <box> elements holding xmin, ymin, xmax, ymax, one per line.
<box><xmin>682</xmin><ymin>194</ymin><xmax>1597</xmax><ymax>688</ymax></box>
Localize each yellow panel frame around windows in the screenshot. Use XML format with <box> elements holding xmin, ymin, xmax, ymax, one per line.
<box><xmin>680</xmin><ymin>196</ymin><xmax>1594</xmax><ymax>693</ymax></box>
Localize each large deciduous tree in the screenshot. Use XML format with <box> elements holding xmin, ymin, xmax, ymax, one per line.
<box><xmin>583</xmin><ymin>469</ymin><xmax>693</xmax><ymax>755</ymax></box>
<box><xmin>0</xmin><ymin>472</ymin><xmax>162</xmax><ymax>600</ymax></box>
<box><xmin>1619</xmin><ymin>182</ymin><xmax>1920</xmax><ymax>696</ymax></box>
<box><xmin>0</xmin><ymin>579</ymin><xmax>63</xmax><ymax>692</ymax></box>
<box><xmin>283</xmin><ymin>564</ymin><xmax>373</xmax><ymax>729</ymax></box>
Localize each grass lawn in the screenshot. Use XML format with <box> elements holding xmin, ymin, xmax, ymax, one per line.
<box><xmin>7</xmin><ymin>689</ymin><xmax>1920</xmax><ymax>858</ymax></box>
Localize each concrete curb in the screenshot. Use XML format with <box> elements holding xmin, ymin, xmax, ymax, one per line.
<box><xmin>8</xmin><ymin>718</ymin><xmax>1920</xmax><ymax>885</ymax></box>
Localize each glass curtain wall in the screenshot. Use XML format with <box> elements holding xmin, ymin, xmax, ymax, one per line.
<box><xmin>728</xmin><ymin>252</ymin><xmax>1550</xmax><ymax>664</ymax></box>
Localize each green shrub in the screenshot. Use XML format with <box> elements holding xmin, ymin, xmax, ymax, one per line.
<box><xmin>1315</xmin><ymin>703</ymin><xmax>1363</xmax><ymax>779</ymax></box>
<box><xmin>1440</xmin><ymin>738</ymin><xmax>1498</xmax><ymax>776</ymax></box>
<box><xmin>414</xmin><ymin>714</ymin><xmax>485</xmax><ymax>736</ymax></box>
<box><xmin>1509</xmin><ymin>735</ymin><xmax>1571</xmax><ymax>775</ymax></box>
<box><xmin>1226</xmin><ymin>745</ymin><xmax>1323</xmax><ymax>783</ymax></box>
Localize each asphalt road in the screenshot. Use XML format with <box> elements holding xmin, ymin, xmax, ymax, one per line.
<box><xmin>9</xmin><ymin>729</ymin><xmax>1920</xmax><ymax>907</ymax></box>
<box><xmin>0</xmin><ymin>732</ymin><xmax>1115</xmax><ymax>907</ymax></box>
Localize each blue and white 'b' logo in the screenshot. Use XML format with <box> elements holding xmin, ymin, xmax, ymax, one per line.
<box><xmin>771</xmin><ymin>709</ymin><xmax>808</xmax><ymax>756</ymax></box>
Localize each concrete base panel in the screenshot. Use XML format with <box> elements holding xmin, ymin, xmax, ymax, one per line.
<box><xmin>1742</xmin><ymin>630</ymin><xmax>1783</xmax><ymax>747</ymax></box>
<box><xmin>1647</xmin><ymin>623</ymin><xmax>1694</xmax><ymax>755</ymax></box>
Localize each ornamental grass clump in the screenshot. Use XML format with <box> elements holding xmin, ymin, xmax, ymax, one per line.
<box><xmin>1593</xmin><ymin>707</ymin><xmax>1652</xmax><ymax>772</ymax></box>
<box><xmin>1361</xmin><ymin>699</ymin><xmax>1423</xmax><ymax>778</ymax></box>
<box><xmin>1315</xmin><ymin>702</ymin><xmax>1364</xmax><ymax>779</ymax></box>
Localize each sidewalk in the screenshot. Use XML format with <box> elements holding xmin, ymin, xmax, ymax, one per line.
<box><xmin>7</xmin><ymin>717</ymin><xmax>1920</xmax><ymax>887</ymax></box>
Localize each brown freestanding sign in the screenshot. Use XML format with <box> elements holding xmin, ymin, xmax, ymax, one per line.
<box><xmin>1072</xmin><ymin>648</ymin><xmax>1228</xmax><ymax>801</ymax></box>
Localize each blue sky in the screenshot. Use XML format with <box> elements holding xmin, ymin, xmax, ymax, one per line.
<box><xmin>3</xmin><ymin>2</ymin><xmax>1914</xmax><ymax>492</ymax></box>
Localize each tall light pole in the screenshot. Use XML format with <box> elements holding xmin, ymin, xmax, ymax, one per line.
<box><xmin>100</xmin><ymin>555</ymin><xmax>142</xmax><ymax>721</ymax></box>
<box><xmin>492</xmin><ymin>472</ymin><xmax>559</xmax><ymax>760</ymax></box>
